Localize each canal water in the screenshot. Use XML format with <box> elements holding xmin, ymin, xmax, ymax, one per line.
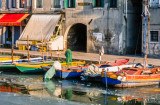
<box><xmin>0</xmin><ymin>72</ymin><xmax>159</xmax><ymax>105</ymax></box>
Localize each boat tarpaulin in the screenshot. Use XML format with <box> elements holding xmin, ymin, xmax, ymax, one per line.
<box><xmin>0</xmin><ymin>14</ymin><xmax>29</xmax><ymax>26</ymax></box>
<box><xmin>18</xmin><ymin>14</ymin><xmax>61</xmax><ymax>41</ymax></box>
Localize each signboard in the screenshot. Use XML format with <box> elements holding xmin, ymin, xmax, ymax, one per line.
<box><xmin>78</xmin><ymin>3</ymin><xmax>90</xmax><ymax>6</ymax></box>
<box><xmin>93</xmin><ymin>33</ymin><xmax>103</xmax><ymax>41</ymax></box>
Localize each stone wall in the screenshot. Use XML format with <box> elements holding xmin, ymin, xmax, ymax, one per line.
<box><xmin>64</xmin><ymin>0</ymin><xmax>126</xmax><ymax>54</ymax></box>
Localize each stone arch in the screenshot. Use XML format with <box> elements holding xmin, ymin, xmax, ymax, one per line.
<box><xmin>64</xmin><ymin>23</ymin><xmax>87</xmax><ymax>52</ymax></box>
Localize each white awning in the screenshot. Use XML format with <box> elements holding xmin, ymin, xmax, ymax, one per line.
<box><xmin>18</xmin><ymin>14</ymin><xmax>61</xmax><ymax>41</ymax></box>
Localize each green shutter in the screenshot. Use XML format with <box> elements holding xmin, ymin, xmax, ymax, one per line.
<box><xmin>93</xmin><ymin>0</ymin><xmax>95</xmax><ymax>7</ymax></box>
<box><xmin>65</xmin><ymin>0</ymin><xmax>68</xmax><ymax>8</ymax></box>
<box><xmin>101</xmin><ymin>0</ymin><xmax>104</xmax><ymax>7</ymax></box>
<box><xmin>117</xmin><ymin>0</ymin><xmax>119</xmax><ymax>8</ymax></box>
<box><xmin>73</xmin><ymin>0</ymin><xmax>75</xmax><ymax>8</ymax></box>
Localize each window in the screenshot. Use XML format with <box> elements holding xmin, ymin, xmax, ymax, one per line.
<box><xmin>150</xmin><ymin>0</ymin><xmax>159</xmax><ymax>7</ymax></box>
<box><xmin>36</xmin><ymin>0</ymin><xmax>42</xmax><ymax>8</ymax></box>
<box><xmin>150</xmin><ymin>31</ymin><xmax>159</xmax><ymax>42</ymax></box>
<box><xmin>95</xmin><ymin>0</ymin><xmax>101</xmax><ymax>7</ymax></box>
<box><xmin>0</xmin><ymin>0</ymin><xmax>2</xmax><ymax>8</ymax></box>
<box><xmin>53</xmin><ymin>0</ymin><xmax>60</xmax><ymax>8</ymax></box>
<box><xmin>6</xmin><ymin>0</ymin><xmax>9</xmax><ymax>8</ymax></box>
<box><xmin>65</xmin><ymin>0</ymin><xmax>75</xmax><ymax>8</ymax></box>
<box><xmin>93</xmin><ymin>0</ymin><xmax>104</xmax><ymax>8</ymax></box>
<box><xmin>12</xmin><ymin>0</ymin><xmax>16</xmax><ymax>8</ymax></box>
<box><xmin>68</xmin><ymin>0</ymin><xmax>74</xmax><ymax>8</ymax></box>
<box><xmin>110</xmin><ymin>0</ymin><xmax>117</xmax><ymax>8</ymax></box>
<box><xmin>20</xmin><ymin>0</ymin><xmax>26</xmax><ymax>8</ymax></box>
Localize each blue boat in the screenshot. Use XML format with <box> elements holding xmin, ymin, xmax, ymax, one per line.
<box><xmin>54</xmin><ymin>69</ymin><xmax>83</xmax><ymax>79</ymax></box>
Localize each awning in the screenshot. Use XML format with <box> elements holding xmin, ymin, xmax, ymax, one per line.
<box><xmin>0</xmin><ymin>14</ymin><xmax>29</xmax><ymax>26</ymax></box>
<box><xmin>18</xmin><ymin>14</ymin><xmax>61</xmax><ymax>42</ymax></box>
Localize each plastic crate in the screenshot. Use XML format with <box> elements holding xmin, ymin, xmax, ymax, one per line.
<box><xmin>19</xmin><ymin>45</ymin><xmax>25</xmax><ymax>50</ymax></box>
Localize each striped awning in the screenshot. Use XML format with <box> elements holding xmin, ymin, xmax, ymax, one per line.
<box><xmin>18</xmin><ymin>14</ymin><xmax>61</xmax><ymax>41</ymax></box>
<box><xmin>0</xmin><ymin>14</ymin><xmax>29</xmax><ymax>26</ymax></box>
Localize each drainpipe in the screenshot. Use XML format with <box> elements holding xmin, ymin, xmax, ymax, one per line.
<box><xmin>126</xmin><ymin>0</ymin><xmax>127</xmax><ymax>18</ymax></box>
<box><xmin>125</xmin><ymin>0</ymin><xmax>128</xmax><ymax>54</ymax></box>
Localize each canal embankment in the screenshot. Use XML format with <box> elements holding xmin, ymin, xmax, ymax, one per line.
<box><xmin>0</xmin><ymin>48</ymin><xmax>160</xmax><ymax>66</ymax></box>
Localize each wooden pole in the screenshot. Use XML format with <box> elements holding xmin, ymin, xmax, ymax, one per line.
<box><xmin>51</xmin><ymin>52</ymin><xmax>52</xmax><ymax>61</ymax></box>
<box><xmin>99</xmin><ymin>55</ymin><xmax>101</xmax><ymax>64</ymax></box>
<box><xmin>42</xmin><ymin>41</ymin><xmax>44</xmax><ymax>64</ymax></box>
<box><xmin>58</xmin><ymin>47</ymin><xmax>59</xmax><ymax>62</ymax></box>
<box><xmin>27</xmin><ymin>35</ymin><xmax>30</xmax><ymax>63</ymax></box>
<box><xmin>144</xmin><ymin>16</ymin><xmax>150</xmax><ymax>68</ymax></box>
<box><xmin>11</xmin><ymin>45</ymin><xmax>14</xmax><ymax>63</ymax></box>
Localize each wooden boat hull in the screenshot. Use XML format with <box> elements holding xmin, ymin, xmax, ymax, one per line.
<box><xmin>0</xmin><ymin>57</ymin><xmax>43</xmax><ymax>63</ymax></box>
<box><xmin>101</xmin><ymin>74</ymin><xmax>160</xmax><ymax>88</ymax></box>
<box><xmin>16</xmin><ymin>61</ymin><xmax>85</xmax><ymax>73</ymax></box>
<box><xmin>0</xmin><ymin>56</ymin><xmax>20</xmax><ymax>61</ymax></box>
<box><xmin>54</xmin><ymin>70</ymin><xmax>83</xmax><ymax>79</ymax></box>
<box><xmin>0</xmin><ymin>64</ymin><xmax>20</xmax><ymax>72</ymax></box>
<box><xmin>16</xmin><ymin>65</ymin><xmax>45</xmax><ymax>73</ymax></box>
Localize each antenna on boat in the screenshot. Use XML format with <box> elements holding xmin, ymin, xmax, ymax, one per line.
<box><xmin>143</xmin><ymin>0</ymin><xmax>150</xmax><ymax>68</ymax></box>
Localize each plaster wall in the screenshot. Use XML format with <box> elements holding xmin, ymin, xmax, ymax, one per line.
<box><xmin>142</xmin><ymin>8</ymin><xmax>160</xmax><ymax>57</ymax></box>
<box><xmin>64</xmin><ymin>0</ymin><xmax>125</xmax><ymax>54</ymax></box>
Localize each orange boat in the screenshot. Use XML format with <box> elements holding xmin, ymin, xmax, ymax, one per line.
<box><xmin>101</xmin><ymin>67</ymin><xmax>160</xmax><ymax>87</ymax></box>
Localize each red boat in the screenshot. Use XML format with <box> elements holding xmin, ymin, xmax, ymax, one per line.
<box><xmin>102</xmin><ymin>67</ymin><xmax>160</xmax><ymax>87</ymax></box>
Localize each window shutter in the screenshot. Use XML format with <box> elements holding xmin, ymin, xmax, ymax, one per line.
<box><xmin>116</xmin><ymin>0</ymin><xmax>119</xmax><ymax>8</ymax></box>
<box><xmin>73</xmin><ymin>0</ymin><xmax>75</xmax><ymax>8</ymax></box>
<box><xmin>93</xmin><ymin>0</ymin><xmax>95</xmax><ymax>7</ymax></box>
<box><xmin>101</xmin><ymin>0</ymin><xmax>104</xmax><ymax>7</ymax></box>
<box><xmin>65</xmin><ymin>0</ymin><xmax>68</xmax><ymax>8</ymax></box>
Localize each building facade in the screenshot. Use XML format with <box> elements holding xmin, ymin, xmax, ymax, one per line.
<box><xmin>0</xmin><ymin>0</ymin><xmax>142</xmax><ymax>55</ymax></box>
<box><xmin>0</xmin><ymin>0</ymin><xmax>32</xmax><ymax>47</ymax></box>
<box><xmin>142</xmin><ymin>0</ymin><xmax>160</xmax><ymax>57</ymax></box>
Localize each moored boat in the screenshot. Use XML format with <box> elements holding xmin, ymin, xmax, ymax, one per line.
<box><xmin>0</xmin><ymin>56</ymin><xmax>20</xmax><ymax>61</ymax></box>
<box><xmin>0</xmin><ymin>57</ymin><xmax>43</xmax><ymax>64</ymax></box>
<box><xmin>0</xmin><ymin>57</ymin><xmax>44</xmax><ymax>72</ymax></box>
<box><xmin>54</xmin><ymin>69</ymin><xmax>82</xmax><ymax>79</ymax></box>
<box><xmin>101</xmin><ymin>67</ymin><xmax>160</xmax><ymax>87</ymax></box>
<box><xmin>80</xmin><ymin>59</ymin><xmax>131</xmax><ymax>81</ymax></box>
<box><xmin>43</xmin><ymin>59</ymin><xmax>130</xmax><ymax>79</ymax></box>
<box><xmin>15</xmin><ymin>61</ymin><xmax>85</xmax><ymax>73</ymax></box>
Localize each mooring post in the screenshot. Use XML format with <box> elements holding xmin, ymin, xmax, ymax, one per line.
<box><xmin>105</xmin><ymin>68</ymin><xmax>108</xmax><ymax>104</ymax></box>
<box><xmin>11</xmin><ymin>45</ymin><xmax>14</xmax><ymax>63</ymax></box>
<box><xmin>105</xmin><ymin>69</ymin><xmax>107</xmax><ymax>88</ymax></box>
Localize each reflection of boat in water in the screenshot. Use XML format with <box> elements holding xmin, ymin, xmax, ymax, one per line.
<box><xmin>0</xmin><ymin>82</ymin><xmax>29</xmax><ymax>94</ymax></box>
